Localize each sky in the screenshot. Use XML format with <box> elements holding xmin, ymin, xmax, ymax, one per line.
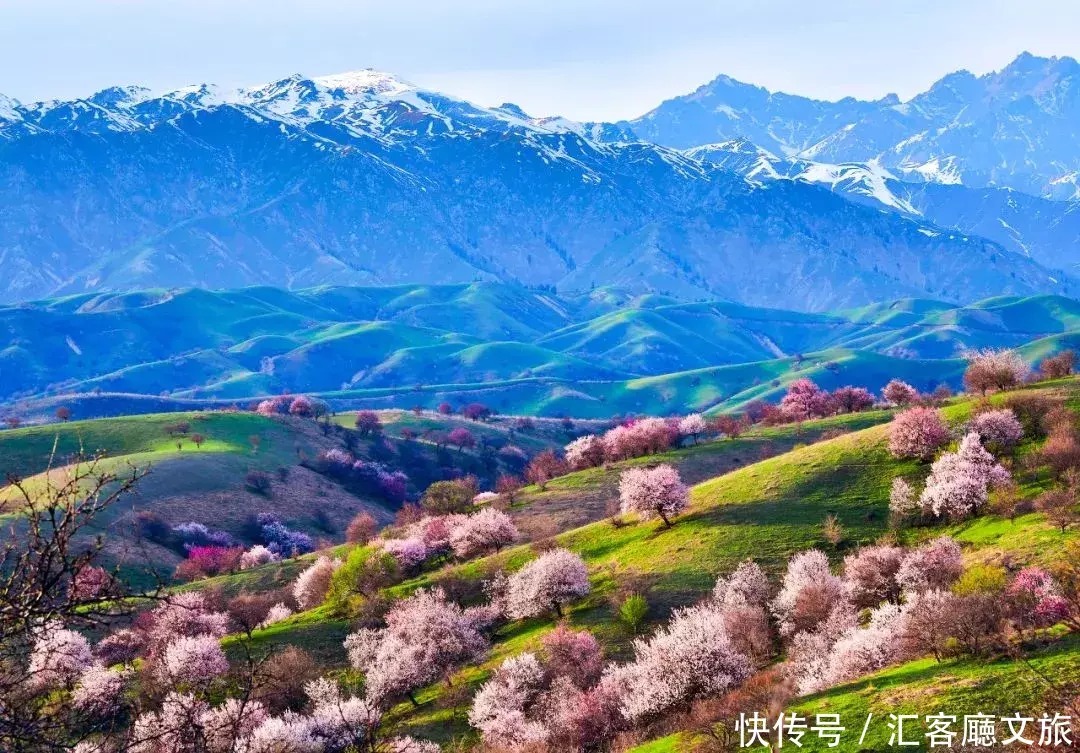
<box><xmin>2</xmin><ymin>0</ymin><xmax>1080</xmax><ymax>121</ymax></box>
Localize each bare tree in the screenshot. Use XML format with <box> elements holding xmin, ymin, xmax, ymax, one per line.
<box><xmin>0</xmin><ymin>441</ymin><xmax>149</xmax><ymax>752</ymax></box>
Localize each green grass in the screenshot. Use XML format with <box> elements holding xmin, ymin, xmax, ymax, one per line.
<box><xmin>7</xmin><ymin>288</ymin><xmax>1080</xmax><ymax>419</ymax></box>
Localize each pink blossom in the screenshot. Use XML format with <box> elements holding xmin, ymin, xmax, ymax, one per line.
<box><xmin>240</xmin><ymin>716</ymin><xmax>319</xmax><ymax>753</ymax></box>
<box><xmin>771</xmin><ymin>549</ymin><xmax>845</xmax><ymax>638</ymax></box>
<box><xmin>831</xmin><ymin>386</ymin><xmax>875</xmax><ymax>413</ymax></box>
<box><xmin>882</xmin><ymin>379</ymin><xmax>918</xmax><ymax>407</ymax></box>
<box><xmin>27</xmin><ymin>623</ymin><xmax>93</xmax><ymax>689</ymax></box>
<box><xmin>888</xmin><ymin>407</ymin><xmax>950</xmax><ymax>460</ymax></box>
<box><xmin>919</xmin><ymin>433</ymin><xmax>1011</xmax><ymax>518</ymax></box>
<box><xmin>1008</xmin><ymin>566</ymin><xmax>1072</xmax><ymax>627</ymax></box>
<box><xmin>564</xmin><ymin>434</ymin><xmax>605</xmax><ymax>470</ymax></box>
<box><xmin>448</xmin><ymin>507</ymin><xmax>518</xmax><ymax>559</ymax></box>
<box><xmin>203</xmin><ymin>698</ymin><xmax>268</xmax><ymax>753</ymax></box>
<box><xmin>605</xmin><ymin>602</ymin><xmax>752</xmax><ymax>722</ymax></box>
<box><xmin>95</xmin><ymin>628</ymin><xmax>145</xmax><ymax>666</ymax></box>
<box><xmin>541</xmin><ymin>624</ymin><xmax>604</xmax><ymax>690</ymax></box>
<box><xmin>344</xmin><ymin>588</ymin><xmax>488</xmax><ymax>705</ymax></box>
<box><xmin>146</xmin><ymin>592</ymin><xmax>230</xmax><ymax>650</ymax></box>
<box><xmin>157</xmin><ymin>635</ymin><xmax>229</xmax><ymax>687</ymax></box>
<box><xmin>506</xmin><ymin>549</ymin><xmax>590</xmax><ymax>619</ymax></box>
<box><xmin>129</xmin><ymin>692</ymin><xmax>210</xmax><ymax>753</ymax></box>
<box><xmin>288</xmin><ymin>396</ymin><xmax>314</xmax><ymax>417</ymax></box>
<box><xmin>383</xmin><ymin>736</ymin><xmax>442</xmax><ymax>753</ymax></box>
<box><xmin>72</xmin><ymin>565</ymin><xmax>112</xmax><ymax>601</ymax></box>
<box><xmin>713</xmin><ymin>560</ymin><xmax>770</xmax><ymax>609</ymax></box>
<box><xmin>380</xmin><ymin>537</ymin><xmax>428</xmax><ymax>571</ymax></box>
<box><xmin>601</xmin><ymin>418</ymin><xmax>677</xmax><ymax>461</ymax></box>
<box><xmin>968</xmin><ymin>408</ymin><xmax>1024</xmax><ymax>448</ymax></box>
<box><xmin>780</xmin><ymin>378</ymin><xmax>834</xmax><ymax>421</ymax></box>
<box><xmin>678</xmin><ymin>413</ymin><xmax>708</xmax><ymax>441</ymax></box>
<box><xmin>843</xmin><ymin>544</ymin><xmax>905</xmax><ymax>608</ymax></box>
<box><xmin>240</xmin><ymin>545</ymin><xmax>280</xmax><ymax>570</ymax></box>
<box><xmin>469</xmin><ymin>652</ymin><xmax>550</xmax><ymax>750</ymax></box>
<box><xmin>618</xmin><ymin>464</ymin><xmax>689</xmax><ymax>527</ymax></box>
<box><xmin>72</xmin><ymin>665</ymin><xmax>128</xmax><ymax>716</ymax></box>
<box><xmin>293</xmin><ymin>556</ymin><xmax>341</xmax><ymax>610</ymax></box>
<box><xmin>258</xmin><ymin>603</ymin><xmax>294</xmax><ymax>629</ymax></box>
<box><xmin>896</xmin><ymin>536</ymin><xmax>964</xmax><ymax>594</ymax></box>
<box><xmin>889</xmin><ymin>477</ymin><xmax>918</xmax><ymax>518</ymax></box>
<box><xmin>797</xmin><ymin>602</ymin><xmax>912</xmax><ymax>694</ymax></box>
<box><xmin>308</xmin><ymin>694</ymin><xmax>382</xmax><ymax>750</ymax></box>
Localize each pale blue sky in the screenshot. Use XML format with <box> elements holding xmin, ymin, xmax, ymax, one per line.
<box><xmin>2</xmin><ymin>0</ymin><xmax>1080</xmax><ymax>120</ymax></box>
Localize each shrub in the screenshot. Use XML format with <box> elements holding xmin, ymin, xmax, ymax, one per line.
<box><xmin>618</xmin><ymin>593</ymin><xmax>649</xmax><ymax>634</ymax></box>
<box><xmin>421</xmin><ymin>477</ymin><xmax>478</xmax><ymax>515</ymax></box>
<box><xmin>605</xmin><ymin>602</ymin><xmax>753</xmax><ymax>723</ymax></box>
<box><xmin>1035</xmin><ymin>487</ymin><xmax>1079</xmax><ymax>532</ymax></box>
<box><xmin>257</xmin><ymin>514</ymin><xmax>314</xmax><ymax>556</ymax></box>
<box><xmin>678</xmin><ymin>413</ymin><xmax>708</xmax><ymax>443</ymax></box>
<box><xmin>1003</xmin><ymin>393</ymin><xmax>1060</xmax><ymax>439</ymax></box>
<box><xmin>449</xmin><ymin>508</ymin><xmax>518</xmax><ymax>559</ymax></box>
<box><xmin>328</xmin><ymin>547</ymin><xmax>400</xmax><ymax>614</ymax></box>
<box><xmin>345</xmin><ymin>588</ymin><xmax>488</xmax><ymax>705</ymax></box>
<box><xmin>495</xmin><ymin>474</ymin><xmax>524</xmax><ymax>505</ymax></box>
<box><xmin>239</xmin><ymin>544</ymin><xmax>279</xmax><ymax>570</ymax></box>
<box><xmin>448</xmin><ymin>427</ymin><xmax>476</xmax><ymax>451</ymax></box>
<box><xmin>888</xmin><ymin>407</ymin><xmax>950</xmax><ymax>460</ymax></box>
<box><xmin>1040</xmin><ymin>427</ymin><xmax>1080</xmax><ymax>477</ymax></box>
<box><xmin>771</xmin><ymin>549</ymin><xmax>843</xmax><ymax>638</ymax></box>
<box><xmin>564</xmin><ymin>435</ymin><xmax>605</xmax><ymax>470</ymax></box>
<box><xmin>710</xmin><ymin>414</ymin><xmax>748</xmax><ymax>439</ymax></box>
<box><xmin>288</xmin><ymin>395</ymin><xmax>314</xmax><ymax>417</ymax></box>
<box><xmin>462</xmin><ymin>403</ymin><xmax>493</xmax><ymax>421</ymax></box>
<box><xmin>293</xmin><ymin>556</ymin><xmax>341</xmax><ymax>610</ymax></box>
<box><xmin>821</xmin><ymin>514</ymin><xmax>844</xmax><ymax>546</ymax></box>
<box><xmin>888</xmin><ymin>477</ymin><xmax>919</xmax><ymax>523</ymax></box>
<box><xmin>843</xmin><ymin>544</ymin><xmax>904</xmax><ymax>608</ymax></box>
<box><xmin>245</xmin><ymin>470</ymin><xmax>272</xmax><ymax>496</ymax></box>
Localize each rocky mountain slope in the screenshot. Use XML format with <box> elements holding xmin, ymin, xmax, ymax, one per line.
<box><xmin>0</xmin><ymin>69</ymin><xmax>1070</xmax><ymax>309</ymax></box>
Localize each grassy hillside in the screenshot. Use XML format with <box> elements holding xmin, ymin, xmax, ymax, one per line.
<box><xmin>0</xmin><ymin>407</ymin><xmax>579</xmax><ymax>581</ymax></box>
<box><xmin>221</xmin><ymin>380</ymin><xmax>1080</xmax><ymax>747</ymax></box>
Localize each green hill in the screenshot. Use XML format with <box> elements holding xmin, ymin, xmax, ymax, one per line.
<box><xmin>3</xmin><ymin>286</ymin><xmax>1079</xmax><ymax>421</ymax></box>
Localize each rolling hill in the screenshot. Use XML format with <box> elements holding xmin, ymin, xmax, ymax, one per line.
<box><xmin>3</xmin><ymin>285</ymin><xmax>1080</xmax><ymax>422</ymax></box>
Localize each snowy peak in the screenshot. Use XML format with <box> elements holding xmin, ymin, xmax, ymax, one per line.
<box><xmin>629</xmin><ymin>52</ymin><xmax>1080</xmax><ymax>199</ymax></box>
<box><xmin>311</xmin><ymin>69</ymin><xmax>417</xmax><ymax>96</ymax></box>
<box><xmin>0</xmin><ymin>93</ymin><xmax>20</xmax><ymax>121</ymax></box>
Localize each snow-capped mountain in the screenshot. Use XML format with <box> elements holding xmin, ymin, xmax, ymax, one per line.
<box><xmin>685</xmin><ymin>138</ymin><xmax>1080</xmax><ymax>275</ymax></box>
<box><xmin>0</xmin><ymin>67</ymin><xmax>1072</xmax><ymax>310</ymax></box>
<box><xmin>626</xmin><ymin>52</ymin><xmax>1080</xmax><ymax>201</ymax></box>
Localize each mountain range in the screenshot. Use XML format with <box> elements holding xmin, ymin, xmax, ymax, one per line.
<box><xmin>4</xmin><ymin>283</ymin><xmax>1080</xmax><ymax>420</ymax></box>
<box><xmin>0</xmin><ymin>54</ymin><xmax>1078</xmax><ymax>310</ymax></box>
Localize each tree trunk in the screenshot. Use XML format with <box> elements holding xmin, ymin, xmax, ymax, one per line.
<box><xmin>408</xmin><ymin>691</ymin><xmax>420</xmax><ymax>708</ymax></box>
<box><xmin>658</xmin><ymin>509</ymin><xmax>672</xmax><ymax>527</ymax></box>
